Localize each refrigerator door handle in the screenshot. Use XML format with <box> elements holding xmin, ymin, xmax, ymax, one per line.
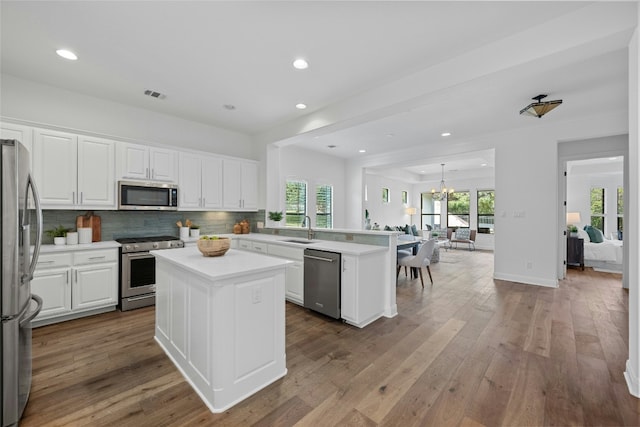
<box><xmin>19</xmin><ymin>294</ymin><xmax>43</xmax><ymax>327</ymax></box>
<box><xmin>23</xmin><ymin>173</ymin><xmax>43</xmax><ymax>283</ymax></box>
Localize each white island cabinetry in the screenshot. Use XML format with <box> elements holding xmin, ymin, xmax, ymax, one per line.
<box><xmin>152</xmin><ymin>247</ymin><xmax>290</xmax><ymax>413</ymax></box>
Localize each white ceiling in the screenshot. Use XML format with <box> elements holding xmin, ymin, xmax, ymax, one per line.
<box><xmin>0</xmin><ymin>1</ymin><xmax>635</xmax><ymax>178</ymax></box>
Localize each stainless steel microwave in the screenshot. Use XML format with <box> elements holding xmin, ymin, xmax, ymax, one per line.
<box><xmin>118</xmin><ymin>180</ymin><xmax>178</xmax><ymax>211</ymax></box>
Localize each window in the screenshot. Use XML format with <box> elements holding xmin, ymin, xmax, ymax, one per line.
<box><xmin>316</xmin><ymin>184</ymin><xmax>333</xmax><ymax>229</ymax></box>
<box><xmin>590</xmin><ymin>187</ymin><xmax>605</xmax><ymax>233</ymax></box>
<box><xmin>382</xmin><ymin>188</ymin><xmax>389</xmax><ymax>204</ymax></box>
<box><xmin>420</xmin><ymin>192</ymin><xmax>441</xmax><ymax>231</ymax></box>
<box><xmin>618</xmin><ymin>186</ymin><xmax>624</xmax><ymax>236</ymax></box>
<box><xmin>447</xmin><ymin>191</ymin><xmax>470</xmax><ymax>229</ymax></box>
<box><xmin>477</xmin><ymin>190</ymin><xmax>495</xmax><ymax>234</ymax></box>
<box><xmin>285</xmin><ymin>180</ymin><xmax>307</xmax><ymax>227</ymax></box>
<box><xmin>401</xmin><ymin>191</ymin><xmax>408</xmax><ymax>204</ymax></box>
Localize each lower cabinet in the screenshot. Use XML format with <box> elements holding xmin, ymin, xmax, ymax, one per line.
<box><xmin>340</xmin><ymin>252</ymin><xmax>386</xmax><ymax>328</ymax></box>
<box><xmin>266</xmin><ymin>244</ymin><xmax>304</xmax><ymax>306</ymax></box>
<box><xmin>32</xmin><ymin>248</ymin><xmax>118</xmax><ymax>326</ymax></box>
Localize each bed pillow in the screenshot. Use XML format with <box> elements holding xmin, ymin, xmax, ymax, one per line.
<box><xmin>584</xmin><ymin>225</ymin><xmax>604</xmax><ymax>243</ymax></box>
<box><xmin>577</xmin><ymin>228</ymin><xmax>590</xmax><ymax>242</ymax></box>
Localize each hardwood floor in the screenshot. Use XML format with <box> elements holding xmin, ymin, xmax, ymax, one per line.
<box><xmin>23</xmin><ymin>250</ymin><xmax>638</xmax><ymax>426</ymax></box>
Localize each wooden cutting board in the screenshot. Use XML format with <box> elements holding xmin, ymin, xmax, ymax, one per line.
<box><xmin>76</xmin><ymin>213</ymin><xmax>101</xmax><ymax>242</ymax></box>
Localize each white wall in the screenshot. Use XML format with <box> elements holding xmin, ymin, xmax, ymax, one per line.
<box><xmin>277</xmin><ymin>145</ymin><xmax>346</xmax><ymax>228</ymax></box>
<box><xmin>567</xmin><ymin>167</ymin><xmax>623</xmax><ymax>239</ymax></box>
<box><xmin>0</xmin><ymin>74</ymin><xmax>255</xmax><ymax>159</ymax></box>
<box><xmin>363</xmin><ymin>173</ymin><xmax>414</xmax><ymax>229</ymax></box>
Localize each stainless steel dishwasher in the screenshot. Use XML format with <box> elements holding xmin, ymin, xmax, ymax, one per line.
<box><xmin>303</xmin><ymin>249</ymin><xmax>341</xmax><ymax>319</ymax></box>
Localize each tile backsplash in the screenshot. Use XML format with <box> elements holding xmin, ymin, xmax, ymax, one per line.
<box><xmin>42</xmin><ymin>210</ymin><xmax>265</xmax><ymax>244</ymax></box>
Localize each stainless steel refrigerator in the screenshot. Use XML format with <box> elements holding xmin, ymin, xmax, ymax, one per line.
<box><xmin>1</xmin><ymin>139</ymin><xmax>43</xmax><ymax>427</ymax></box>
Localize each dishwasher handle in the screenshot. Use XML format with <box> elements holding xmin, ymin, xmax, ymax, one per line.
<box><xmin>303</xmin><ymin>254</ymin><xmax>335</xmax><ymax>263</ymax></box>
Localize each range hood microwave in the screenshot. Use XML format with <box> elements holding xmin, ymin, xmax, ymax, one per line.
<box><xmin>118</xmin><ymin>180</ymin><xmax>178</xmax><ymax>211</ymax></box>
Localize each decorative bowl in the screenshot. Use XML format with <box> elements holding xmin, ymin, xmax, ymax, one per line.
<box><xmin>197</xmin><ymin>237</ymin><xmax>231</xmax><ymax>257</ymax></box>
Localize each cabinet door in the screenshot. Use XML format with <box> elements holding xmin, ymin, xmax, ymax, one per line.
<box><xmin>202</xmin><ymin>156</ymin><xmax>223</xmax><ymax>209</ymax></box>
<box><xmin>240</xmin><ymin>161</ymin><xmax>258</xmax><ymax>210</ymax></box>
<box><xmin>178</xmin><ymin>153</ymin><xmax>203</xmax><ymax>209</ymax></box>
<box><xmin>150</xmin><ymin>147</ymin><xmax>177</xmax><ymax>182</ymax></box>
<box><xmin>32</xmin><ymin>268</ymin><xmax>72</xmax><ymax>319</ymax></box>
<box><xmin>1</xmin><ymin>123</ymin><xmax>33</xmax><ymax>155</ymax></box>
<box><xmin>222</xmin><ymin>159</ymin><xmax>242</xmax><ymax>209</ymax></box>
<box><xmin>285</xmin><ymin>261</ymin><xmax>304</xmax><ymax>305</ymax></box>
<box><xmin>33</xmin><ymin>129</ymin><xmax>78</xmax><ymax>206</ymax></box>
<box><xmin>73</xmin><ymin>263</ymin><xmax>118</xmax><ymax>310</ymax></box>
<box><xmin>340</xmin><ymin>255</ymin><xmax>357</xmax><ymax>321</ymax></box>
<box><xmin>119</xmin><ymin>143</ymin><xmax>150</xmax><ymax>180</ymax></box>
<box><xmin>77</xmin><ymin>136</ymin><xmax>116</xmax><ymax>208</ymax></box>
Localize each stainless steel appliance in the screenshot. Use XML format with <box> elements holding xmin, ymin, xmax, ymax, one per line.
<box><xmin>118</xmin><ymin>180</ymin><xmax>178</xmax><ymax>211</ymax></box>
<box><xmin>303</xmin><ymin>249</ymin><xmax>341</xmax><ymax>319</ymax></box>
<box><xmin>1</xmin><ymin>139</ymin><xmax>43</xmax><ymax>427</ymax></box>
<box><xmin>116</xmin><ymin>236</ymin><xmax>183</xmax><ymax>311</ymax></box>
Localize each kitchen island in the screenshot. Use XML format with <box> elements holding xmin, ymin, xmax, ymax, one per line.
<box><xmin>151</xmin><ymin>246</ymin><xmax>291</xmax><ymax>413</ymax></box>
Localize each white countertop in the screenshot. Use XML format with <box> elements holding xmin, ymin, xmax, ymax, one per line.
<box><xmin>39</xmin><ymin>240</ymin><xmax>120</xmax><ymax>253</ymax></box>
<box><xmin>236</xmin><ymin>233</ymin><xmax>387</xmax><ymax>255</ymax></box>
<box><xmin>152</xmin><ymin>246</ymin><xmax>291</xmax><ymax>283</ymax></box>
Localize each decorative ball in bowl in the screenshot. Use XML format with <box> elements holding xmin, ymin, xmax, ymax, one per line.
<box><xmin>197</xmin><ymin>236</ymin><xmax>231</xmax><ymax>257</ymax></box>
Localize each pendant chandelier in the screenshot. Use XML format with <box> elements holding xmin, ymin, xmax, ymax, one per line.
<box><xmin>519</xmin><ymin>94</ymin><xmax>563</xmax><ymax>118</ymax></box>
<box><xmin>431</xmin><ymin>163</ymin><xmax>454</xmax><ymax>201</ymax></box>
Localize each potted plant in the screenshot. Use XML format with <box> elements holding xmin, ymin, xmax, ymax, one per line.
<box><xmin>268</xmin><ymin>211</ymin><xmax>283</xmax><ymax>223</ymax></box>
<box><xmin>46</xmin><ymin>225</ymin><xmax>70</xmax><ymax>245</ymax></box>
<box><xmin>568</xmin><ymin>224</ymin><xmax>578</xmax><ymax>237</ymax></box>
<box><xmin>190</xmin><ymin>224</ymin><xmax>200</xmax><ymax>238</ymax></box>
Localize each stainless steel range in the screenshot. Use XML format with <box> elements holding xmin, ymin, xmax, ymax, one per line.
<box><xmin>116</xmin><ymin>235</ymin><xmax>183</xmax><ymax>311</ymax></box>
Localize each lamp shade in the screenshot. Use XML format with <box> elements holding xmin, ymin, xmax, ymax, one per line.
<box><xmin>405</xmin><ymin>207</ymin><xmax>417</xmax><ymax>215</ymax></box>
<box><xmin>566</xmin><ymin>212</ymin><xmax>581</xmax><ymax>225</ymax></box>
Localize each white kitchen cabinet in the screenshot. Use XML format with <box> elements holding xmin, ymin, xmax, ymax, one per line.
<box><xmin>266</xmin><ymin>244</ymin><xmax>304</xmax><ymax>305</ymax></box>
<box><xmin>33</xmin><ymin>129</ymin><xmax>115</xmax><ymax>209</ymax></box>
<box><xmin>222</xmin><ymin>159</ymin><xmax>258</xmax><ymax>211</ymax></box>
<box><xmin>1</xmin><ymin>122</ymin><xmax>33</xmax><ymax>155</ymax></box>
<box><xmin>340</xmin><ymin>252</ymin><xmax>386</xmax><ymax>327</ymax></box>
<box><xmin>32</xmin><ymin>248</ymin><xmax>119</xmax><ymax>327</ymax></box>
<box><xmin>32</xmin><ymin>267</ymin><xmax>72</xmax><ymax>319</ymax></box>
<box><xmin>118</xmin><ymin>142</ymin><xmax>177</xmax><ymax>182</ymax></box>
<box><xmin>178</xmin><ymin>152</ymin><xmax>222</xmax><ymax>210</ymax></box>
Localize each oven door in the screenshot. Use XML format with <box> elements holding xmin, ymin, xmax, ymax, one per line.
<box><xmin>121</xmin><ymin>252</ymin><xmax>156</xmax><ymax>298</ymax></box>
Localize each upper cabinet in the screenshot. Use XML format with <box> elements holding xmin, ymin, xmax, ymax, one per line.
<box><xmin>222</xmin><ymin>159</ymin><xmax>258</xmax><ymax>211</ymax></box>
<box><xmin>118</xmin><ymin>143</ymin><xmax>177</xmax><ymax>182</ymax></box>
<box><xmin>33</xmin><ymin>129</ymin><xmax>116</xmax><ymax>209</ymax></box>
<box><xmin>178</xmin><ymin>152</ymin><xmax>222</xmax><ymax>210</ymax></box>
<box><xmin>1</xmin><ymin>122</ymin><xmax>33</xmax><ymax>155</ymax></box>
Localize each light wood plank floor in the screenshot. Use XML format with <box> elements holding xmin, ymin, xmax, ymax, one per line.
<box><xmin>23</xmin><ymin>250</ymin><xmax>639</xmax><ymax>426</ymax></box>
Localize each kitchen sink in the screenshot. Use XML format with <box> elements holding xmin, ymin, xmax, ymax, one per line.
<box><xmin>281</xmin><ymin>239</ymin><xmax>317</xmax><ymax>245</ymax></box>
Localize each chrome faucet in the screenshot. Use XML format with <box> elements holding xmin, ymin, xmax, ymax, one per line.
<box><xmin>304</xmin><ymin>215</ymin><xmax>314</xmax><ymax>240</ymax></box>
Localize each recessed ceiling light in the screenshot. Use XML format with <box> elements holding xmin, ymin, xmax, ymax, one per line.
<box><xmin>56</xmin><ymin>49</ymin><xmax>77</xmax><ymax>60</ymax></box>
<box><xmin>293</xmin><ymin>58</ymin><xmax>308</xmax><ymax>70</ymax></box>
<box><xmin>441</xmin><ymin>132</ymin><xmax>451</xmax><ymax>137</ymax></box>
<box><xmin>359</xmin><ymin>149</ymin><xmax>366</xmax><ymax>153</ymax></box>
<box><xmin>609</xmin><ymin>157</ymin><xmax>618</xmax><ymax>160</ymax></box>
<box><xmin>420</xmin><ymin>170</ymin><xmax>425</xmax><ymax>173</ymax></box>
<box><xmin>386</xmin><ymin>133</ymin><xmax>395</xmax><ymax>138</ymax></box>
<box><xmin>296</xmin><ymin>103</ymin><xmax>307</xmax><ymax>110</ymax></box>
<box><xmin>223</xmin><ymin>104</ymin><xmax>236</xmax><ymax>111</ymax></box>
<box><xmin>481</xmin><ymin>163</ymin><xmax>487</xmax><ymax>167</ymax></box>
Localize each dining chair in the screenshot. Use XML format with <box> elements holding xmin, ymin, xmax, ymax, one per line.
<box><xmin>396</xmin><ymin>239</ymin><xmax>436</xmax><ymax>287</ymax></box>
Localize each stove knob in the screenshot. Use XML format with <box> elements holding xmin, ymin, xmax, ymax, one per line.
<box><xmin>133</xmin><ymin>244</ymin><xmax>139</xmax><ymax>250</ymax></box>
<box><xmin>153</xmin><ymin>242</ymin><xmax>159</xmax><ymax>249</ymax></box>
<box><xmin>124</xmin><ymin>245</ymin><xmax>131</xmax><ymax>251</ymax></box>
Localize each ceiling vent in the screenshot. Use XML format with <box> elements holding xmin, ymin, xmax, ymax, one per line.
<box><xmin>144</xmin><ymin>89</ymin><xmax>166</xmax><ymax>100</ymax></box>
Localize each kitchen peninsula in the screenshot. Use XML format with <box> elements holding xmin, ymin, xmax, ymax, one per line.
<box><xmin>151</xmin><ymin>246</ymin><xmax>291</xmax><ymax>413</ymax></box>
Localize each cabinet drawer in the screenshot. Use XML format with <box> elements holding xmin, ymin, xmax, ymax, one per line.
<box><xmin>73</xmin><ymin>249</ymin><xmax>118</xmax><ymax>265</ymax></box>
<box><xmin>237</xmin><ymin>239</ymin><xmax>251</xmax><ymax>250</ymax></box>
<box><xmin>267</xmin><ymin>244</ymin><xmax>304</xmax><ymax>261</ymax></box>
<box><xmin>250</xmin><ymin>242</ymin><xmax>267</xmax><ymax>253</ymax></box>
<box><xmin>35</xmin><ymin>253</ymin><xmax>73</xmax><ymax>269</ymax></box>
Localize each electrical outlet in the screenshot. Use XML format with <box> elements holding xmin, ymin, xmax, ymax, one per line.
<box><xmin>252</xmin><ymin>287</ymin><xmax>262</xmax><ymax>304</ymax></box>
<box><xmin>526</xmin><ymin>261</ymin><xmax>533</xmax><ymax>270</ymax></box>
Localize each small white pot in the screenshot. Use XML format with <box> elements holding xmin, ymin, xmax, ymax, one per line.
<box><xmin>190</xmin><ymin>229</ymin><xmax>200</xmax><ymax>238</ymax></box>
<box><xmin>54</xmin><ymin>237</ymin><xmax>66</xmax><ymax>245</ymax></box>
<box><xmin>179</xmin><ymin>227</ymin><xmax>190</xmax><ymax>240</ymax></box>
<box><xmin>66</xmin><ymin>232</ymin><xmax>78</xmax><ymax>245</ymax></box>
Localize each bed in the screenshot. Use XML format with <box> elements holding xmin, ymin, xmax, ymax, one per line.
<box><xmin>579</xmin><ymin>229</ymin><xmax>624</xmax><ymax>273</ymax></box>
